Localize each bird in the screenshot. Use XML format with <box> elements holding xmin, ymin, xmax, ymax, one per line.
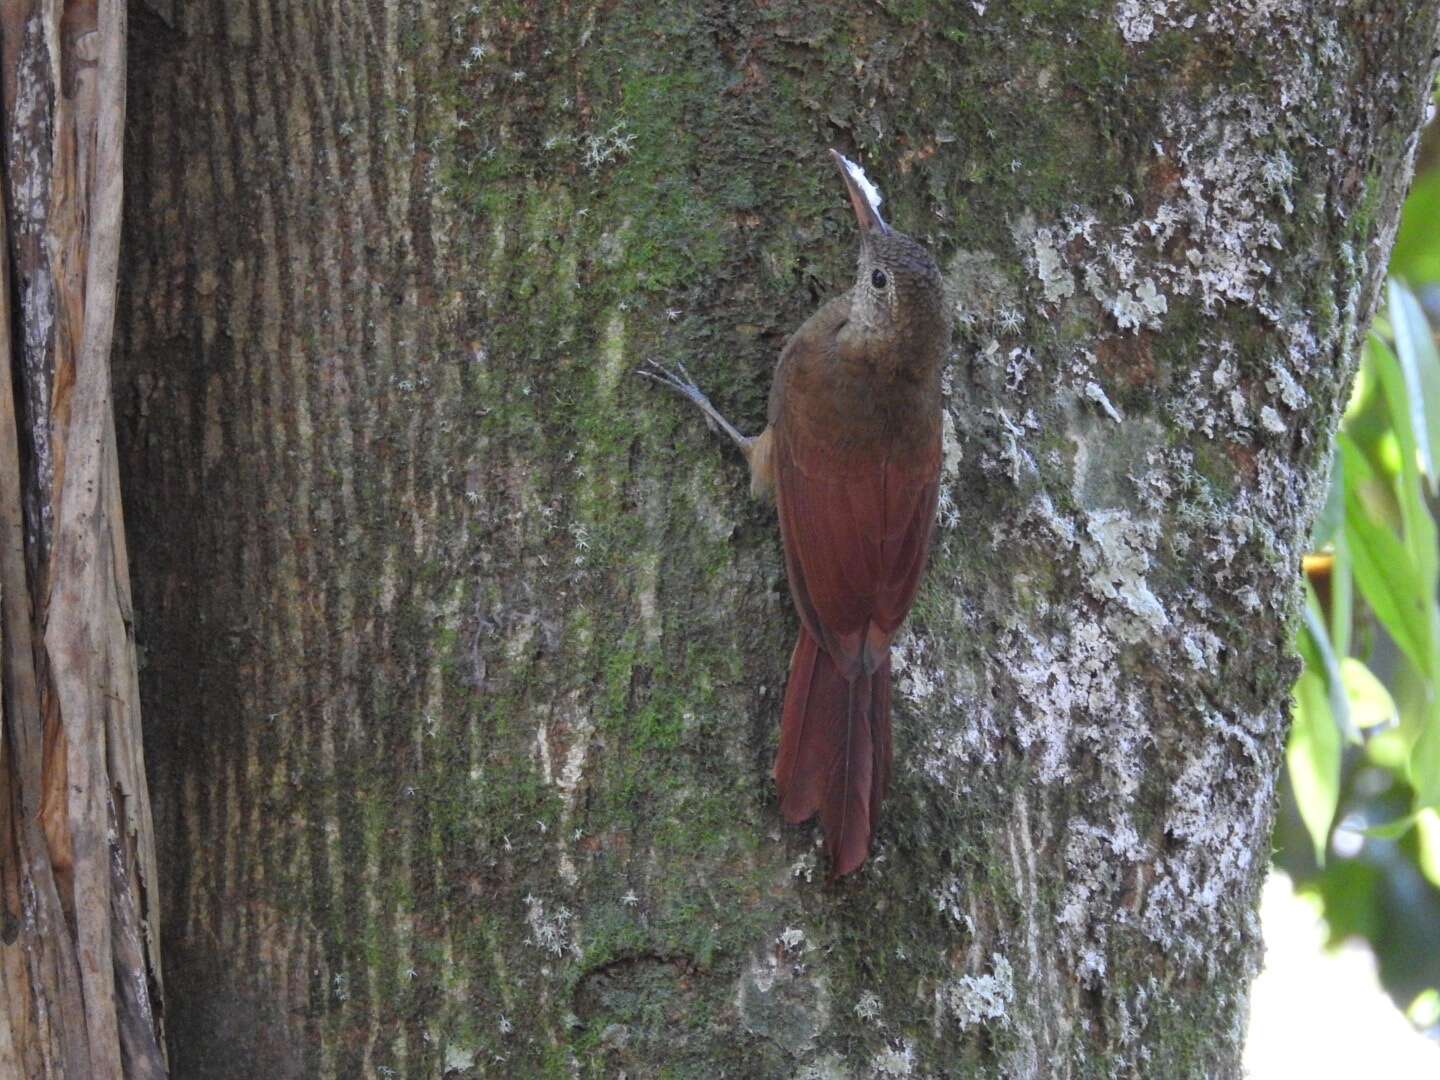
<box><xmin>640</xmin><ymin>149</ymin><xmax>949</xmax><ymax>878</ymax></box>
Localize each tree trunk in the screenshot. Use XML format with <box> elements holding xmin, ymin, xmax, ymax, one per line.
<box><xmin>0</xmin><ymin>2</ymin><xmax>167</xmax><ymax>1077</ymax></box>
<box><xmin>116</xmin><ymin>1</ymin><xmax>1440</xmax><ymax>1077</ymax></box>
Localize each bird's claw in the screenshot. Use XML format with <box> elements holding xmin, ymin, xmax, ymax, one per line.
<box><xmin>636</xmin><ymin>358</ymin><xmax>699</xmax><ymax>397</ymax></box>
<box><xmin>636</xmin><ymin>358</ymin><xmax>750</xmax><ymax>449</ymax></box>
<box><xmin>636</xmin><ymin>359</ymin><xmax>710</xmax><ymax>409</ymax></box>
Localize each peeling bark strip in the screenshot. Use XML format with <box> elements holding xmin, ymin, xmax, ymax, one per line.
<box><xmin>0</xmin><ymin>2</ymin><xmax>166</xmax><ymax>1078</ymax></box>
<box><xmin>117</xmin><ymin>1</ymin><xmax>1439</xmax><ymax>1078</ymax></box>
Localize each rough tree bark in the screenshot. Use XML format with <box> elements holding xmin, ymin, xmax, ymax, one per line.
<box><xmin>116</xmin><ymin>1</ymin><xmax>1439</xmax><ymax>1077</ymax></box>
<box><xmin>0</xmin><ymin>2</ymin><xmax>167</xmax><ymax>1078</ymax></box>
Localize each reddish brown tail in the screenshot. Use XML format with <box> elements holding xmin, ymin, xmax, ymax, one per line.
<box><xmin>773</xmin><ymin>627</ymin><xmax>892</xmax><ymax>878</ymax></box>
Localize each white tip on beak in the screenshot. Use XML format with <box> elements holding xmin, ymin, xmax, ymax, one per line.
<box><xmin>830</xmin><ymin>149</ymin><xmax>890</xmax><ymax>234</ymax></box>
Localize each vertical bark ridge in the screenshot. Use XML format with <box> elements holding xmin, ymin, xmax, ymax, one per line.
<box><xmin>2</xmin><ymin>0</ymin><xmax>166</xmax><ymax>1075</ymax></box>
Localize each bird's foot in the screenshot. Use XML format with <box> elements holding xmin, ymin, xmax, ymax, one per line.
<box><xmin>636</xmin><ymin>359</ymin><xmax>751</xmax><ymax>451</ymax></box>
<box><xmin>636</xmin><ymin>358</ymin><xmax>708</xmax><ymax>407</ymax></box>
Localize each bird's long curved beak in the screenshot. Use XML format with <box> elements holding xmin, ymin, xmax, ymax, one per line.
<box><xmin>830</xmin><ymin>149</ymin><xmax>890</xmax><ymax>235</ymax></box>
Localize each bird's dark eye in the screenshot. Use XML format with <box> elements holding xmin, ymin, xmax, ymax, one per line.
<box><xmin>871</xmin><ymin>269</ymin><xmax>888</xmax><ymax>289</ymax></box>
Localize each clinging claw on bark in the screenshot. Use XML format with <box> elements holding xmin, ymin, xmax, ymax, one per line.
<box><xmin>636</xmin><ymin>359</ymin><xmax>754</xmax><ymax>454</ymax></box>
<box><xmin>636</xmin><ymin>359</ymin><xmax>774</xmax><ymax>499</ymax></box>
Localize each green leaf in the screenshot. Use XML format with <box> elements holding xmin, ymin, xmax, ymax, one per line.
<box><xmin>1289</xmin><ymin>669</ymin><xmax>1342</xmax><ymax>864</ymax></box>
<box><xmin>1373</xmin><ymin>316</ymin><xmax>1436</xmax><ymax>492</ymax></box>
<box><xmin>1411</xmin><ymin>700</ymin><xmax>1440</xmax><ymax>810</ymax></box>
<box><xmin>1389</xmin><ymin>279</ymin><xmax>1440</xmax><ymax>493</ymax></box>
<box><xmin>1302</xmin><ymin>593</ymin><xmax>1357</xmax><ymax>744</ymax></box>
<box><xmin>1339</xmin><ymin>658</ymin><xmax>1396</xmax><ymax>730</ymax></box>
<box><xmin>1359</xmin><ymin>812</ymin><xmax>1418</xmax><ymax>840</ymax></box>
<box><xmin>1363</xmin><ymin>322</ymin><xmax>1440</xmax><ymax>793</ymax></box>
<box><xmin>1375</xmin><ymin>315</ymin><xmax>1440</xmax><ymax>593</ymax></box>
<box><xmin>1338</xmin><ymin>433</ymin><xmax>1432</xmax><ymax>677</ymax></box>
<box><xmin>1366</xmin><ymin>727</ymin><xmax>1410</xmax><ymax>770</ymax></box>
<box><xmin>1372</xmin><ymin>332</ymin><xmax>1440</xmax><ymax>585</ymax></box>
<box><xmin>1330</xmin><ymin>526</ymin><xmax>1353</xmax><ymax>660</ymax></box>
<box><xmin>1416</xmin><ymin>809</ymin><xmax>1440</xmax><ymax>890</ymax></box>
<box><xmin>1389</xmin><ymin>171</ymin><xmax>1440</xmax><ymax>284</ymax></box>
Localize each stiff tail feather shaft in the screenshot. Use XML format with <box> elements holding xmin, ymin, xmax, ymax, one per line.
<box><xmin>773</xmin><ymin>627</ymin><xmax>891</xmax><ymax>877</ymax></box>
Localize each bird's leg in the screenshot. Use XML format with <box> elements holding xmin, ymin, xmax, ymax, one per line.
<box><xmin>637</xmin><ymin>359</ymin><xmax>754</xmax><ymax>456</ymax></box>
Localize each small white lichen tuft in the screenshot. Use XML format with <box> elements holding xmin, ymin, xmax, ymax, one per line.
<box><xmin>854</xmin><ymin>990</ymin><xmax>884</xmax><ymax>1024</ymax></box>
<box><xmin>523</xmin><ymin>894</ymin><xmax>576</xmax><ymax>957</ymax></box>
<box><xmin>581</xmin><ymin>121</ymin><xmax>636</xmax><ymax>171</ymax></box>
<box><xmin>933</xmin><ymin>874</ymin><xmax>974</xmax><ymax>930</ymax></box>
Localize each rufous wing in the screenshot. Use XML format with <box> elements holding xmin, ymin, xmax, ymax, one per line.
<box><xmin>773</xmin><ymin>424</ymin><xmax>941</xmax><ymax>675</ymax></box>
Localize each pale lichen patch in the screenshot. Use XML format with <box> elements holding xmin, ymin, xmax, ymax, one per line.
<box><xmin>1259</xmin><ymin>405</ymin><xmax>1287</xmax><ymax>435</ymax></box>
<box><xmin>854</xmin><ymin>990</ymin><xmax>883</xmax><ymax>1024</ymax></box>
<box><xmin>871</xmin><ymin>1039</ymin><xmax>917</xmax><ymax>1076</ymax></box>
<box><xmin>1142</xmin><ymin>729</ymin><xmax>1277</xmax><ymax>964</ymax></box>
<box><xmin>1083</xmin><ymin>381</ymin><xmax>1123</xmax><ymax>423</ymax></box>
<box><xmin>938</xmin><ymin>953</ymin><xmax>1014</xmax><ymax>1030</ymax></box>
<box><xmin>1108</xmin><ymin>278</ymin><xmax>1168</xmax><ymax>331</ymax></box>
<box><xmin>1114</xmin><ymin>0</ymin><xmax>1190</xmax><ymax>44</ymax></box>
<box><xmin>635</xmin><ymin>551</ymin><xmax>661</xmax><ymax>647</ymax></box>
<box><xmin>1031</xmin><ymin>227</ymin><xmax>1076</xmax><ymax>306</ymax></box>
<box><xmin>539</xmin><ymin>692</ymin><xmax>596</xmax><ymax>886</ymax></box>
<box><xmin>1083</xmin><ymin>510</ymin><xmax>1169</xmax><ymax>641</ymax></box>
<box><xmin>892</xmin><ymin>630</ymin><xmax>943</xmax><ymax>704</ymax></box>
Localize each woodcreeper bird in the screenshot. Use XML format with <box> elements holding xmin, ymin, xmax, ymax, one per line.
<box><xmin>641</xmin><ymin>150</ymin><xmax>949</xmax><ymax>878</ymax></box>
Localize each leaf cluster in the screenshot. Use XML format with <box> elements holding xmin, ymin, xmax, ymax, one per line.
<box><xmin>1285</xmin><ymin>278</ymin><xmax>1440</xmax><ymax>1028</ymax></box>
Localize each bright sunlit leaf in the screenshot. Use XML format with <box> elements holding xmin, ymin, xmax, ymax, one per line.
<box><xmin>1288</xmin><ymin>276</ymin><xmax>1440</xmax><ymax>1015</ymax></box>
<box><xmin>1366</xmin><ymin>727</ymin><xmax>1411</xmax><ymax>771</ymax></box>
<box><xmin>1416</xmin><ymin>809</ymin><xmax>1440</xmax><ymax>890</ymax></box>
<box><xmin>1366</xmin><ymin>320</ymin><xmax>1440</xmax><ymax>798</ymax></box>
<box><xmin>1330</xmin><ymin>527</ymin><xmax>1353</xmax><ymax>660</ymax></box>
<box><xmin>1375</xmin><ymin>428</ymin><xmax>1403</xmax><ymax>478</ymax></box>
<box><xmin>1407</xmin><ymin>987</ymin><xmax>1440</xmax><ymax>1029</ymax></box>
<box><xmin>1284</xmin><ymin>258</ymin><xmax>1440</xmax><ymax>1025</ymax></box>
<box><xmin>1375</xmin><ymin>320</ymin><xmax>1435</xmax><ymax>492</ymax></box>
<box><xmin>1340</xmin><ymin>658</ymin><xmax>1397</xmax><ymax>730</ymax></box>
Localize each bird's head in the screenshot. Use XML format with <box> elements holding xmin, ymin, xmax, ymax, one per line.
<box><xmin>831</xmin><ymin>150</ymin><xmax>948</xmax><ymax>362</ymax></box>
